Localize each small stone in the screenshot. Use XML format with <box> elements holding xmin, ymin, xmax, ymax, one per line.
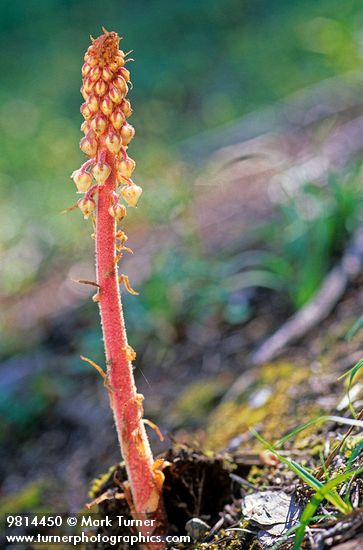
<box><xmin>185</xmin><ymin>518</ymin><xmax>210</xmax><ymax>541</ymax></box>
<box><xmin>242</xmin><ymin>490</ymin><xmax>301</xmax><ymax>537</ymax></box>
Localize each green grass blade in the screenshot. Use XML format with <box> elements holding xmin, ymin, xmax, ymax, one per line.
<box><xmin>251</xmin><ymin>430</ymin><xmax>351</xmax><ymax>514</ymax></box>
<box><xmin>347</xmin><ymin>440</ymin><xmax>363</xmax><ymax>470</ymax></box>
<box><xmin>293</xmin><ymin>469</ymin><xmax>363</xmax><ymax>550</ymax></box>
<box><xmin>338</xmin><ymin>359</ymin><xmax>363</xmax><ymax>419</ymax></box>
<box><xmin>275</xmin><ymin>417</ymin><xmax>329</xmax><ymax>448</ymax></box>
<box><xmin>345</xmin><ymin>315</ymin><xmax>363</xmax><ymax>341</ymax></box>
<box><xmin>270</xmin><ymin>516</ymin><xmax>331</xmax><ymax>550</ymax></box>
<box><xmin>275</xmin><ymin>414</ymin><xmax>363</xmax><ymax>449</ymax></box>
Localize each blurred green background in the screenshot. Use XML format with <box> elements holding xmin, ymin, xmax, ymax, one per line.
<box><xmin>2</xmin><ymin>0</ymin><xmax>363</xmax><ymax>258</ymax></box>
<box><xmin>1</xmin><ymin>0</ymin><xmax>363</xmax><ymax>300</ymax></box>
<box><xmin>2</xmin><ymin>0</ymin><xmax>363</xmax><ymax>512</ymax></box>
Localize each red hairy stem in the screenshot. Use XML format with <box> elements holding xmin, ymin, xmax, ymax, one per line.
<box><xmin>96</xmin><ymin>149</ymin><xmax>161</xmax><ymax>518</ymax></box>
<box><xmin>71</xmin><ymin>30</ymin><xmax>166</xmax><ymax>541</ymax></box>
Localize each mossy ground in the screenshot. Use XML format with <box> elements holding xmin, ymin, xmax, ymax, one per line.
<box><xmin>2</xmin><ymin>266</ymin><xmax>363</xmax><ymax>550</ymax></box>
<box><xmin>205</xmin><ymin>361</ymin><xmax>315</xmax><ymax>451</ymax></box>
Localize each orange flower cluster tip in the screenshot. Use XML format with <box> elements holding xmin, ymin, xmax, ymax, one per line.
<box><xmin>71</xmin><ymin>29</ymin><xmax>142</xmax><ymax>219</ymax></box>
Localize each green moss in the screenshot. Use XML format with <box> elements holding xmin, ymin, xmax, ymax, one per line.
<box><xmin>344</xmin><ymin>433</ymin><xmax>363</xmax><ymax>457</ymax></box>
<box><xmin>0</xmin><ymin>481</ymin><xmax>44</xmax><ymax>515</ymax></box>
<box><xmin>170</xmin><ymin>378</ymin><xmax>230</xmax><ymax>427</ymax></box>
<box><xmin>205</xmin><ymin>361</ymin><xmax>317</xmax><ymax>450</ymax></box>
<box><xmin>188</xmin><ymin>527</ymin><xmax>259</xmax><ymax>550</ymax></box>
<box><xmin>89</xmin><ymin>464</ymin><xmax>120</xmax><ymax>498</ymax></box>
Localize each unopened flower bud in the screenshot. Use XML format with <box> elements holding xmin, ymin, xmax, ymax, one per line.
<box><xmin>72</xmin><ymin>169</ymin><xmax>93</xmax><ymax>193</ymax></box>
<box><xmin>121</xmin><ymin>99</ymin><xmax>133</xmax><ymax>118</ymax></box>
<box><xmin>119</xmin><ymin>67</ymin><xmax>130</xmax><ymax>82</ymax></box>
<box><xmin>89</xmin><ymin>65</ymin><xmax>102</xmax><ymax>81</ymax></box>
<box><xmin>80</xmin><ymin>135</ymin><xmax>98</xmax><ymax>156</ymax></box>
<box><xmin>114</xmin><ymin>76</ymin><xmax>128</xmax><ymax>95</ymax></box>
<box><xmin>121</xmin><ymin>184</ymin><xmax>142</xmax><ymax>207</ymax></box>
<box><xmin>84</xmin><ymin>54</ymin><xmax>97</xmax><ymax>67</ymax></box>
<box><xmin>87</xmin><ymin>95</ymin><xmax>99</xmax><ymax>114</ymax></box>
<box><xmin>110</xmin><ymin>107</ymin><xmax>125</xmax><ymax>130</ymax></box>
<box><xmin>92</xmin><ymin>162</ymin><xmax>111</xmax><ymax>184</ymax></box>
<box><xmin>102</xmin><ymin>67</ymin><xmax>113</xmax><ymax>81</ymax></box>
<box><xmin>109</xmin><ymin>84</ymin><xmax>124</xmax><ymax>104</ymax></box>
<box><xmin>91</xmin><ymin>113</ymin><xmax>108</xmax><ymax>134</ymax></box>
<box><xmin>115</xmin><ymin>53</ymin><xmax>125</xmax><ymax>67</ymax></box>
<box><xmin>82</xmin><ymin>62</ymin><xmax>92</xmax><ymax>77</ymax></box>
<box><xmin>105</xmin><ymin>130</ymin><xmax>122</xmax><ymax>153</ymax></box>
<box><xmin>109</xmin><ymin>202</ymin><xmax>127</xmax><ymax>221</ymax></box>
<box><xmin>100</xmin><ymin>96</ymin><xmax>113</xmax><ymax>116</ymax></box>
<box><xmin>94</xmin><ymin>79</ymin><xmax>108</xmax><ymax>96</ymax></box>
<box><xmin>80</xmin><ymin>102</ymin><xmax>92</xmax><ymax>119</ymax></box>
<box><xmin>81</xmin><ymin>86</ymin><xmax>89</xmax><ymax>101</ymax></box>
<box><xmin>120</xmin><ymin>123</ymin><xmax>135</xmax><ymax>145</ymax></box>
<box><xmin>81</xmin><ymin>120</ymin><xmax>90</xmax><ymax>134</ymax></box>
<box><xmin>78</xmin><ymin>197</ymin><xmax>96</xmax><ymax>219</ymax></box>
<box><xmin>117</xmin><ymin>157</ymin><xmax>136</xmax><ymax>178</ymax></box>
<box><xmin>83</xmin><ymin>77</ymin><xmax>94</xmax><ymax>95</ymax></box>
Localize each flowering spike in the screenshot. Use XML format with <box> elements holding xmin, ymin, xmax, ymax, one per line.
<box><xmin>70</xmin><ymin>29</ymin><xmax>164</xmax><ymax>538</ymax></box>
